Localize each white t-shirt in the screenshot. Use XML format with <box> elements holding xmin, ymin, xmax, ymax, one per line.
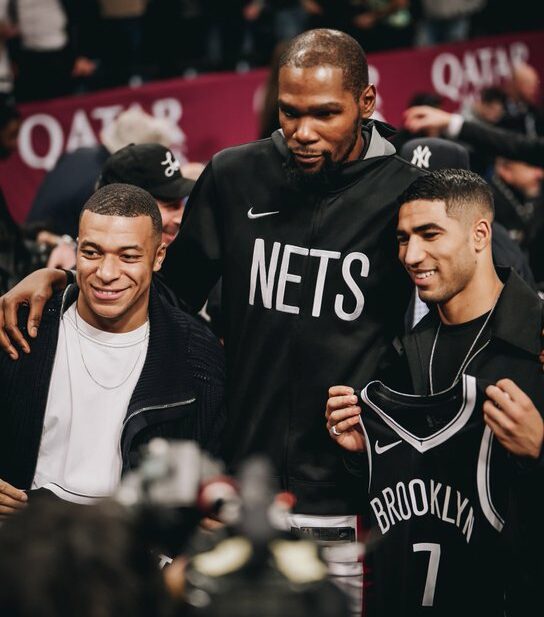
<box><xmin>32</xmin><ymin>303</ymin><xmax>149</xmax><ymax>504</ymax></box>
<box><xmin>17</xmin><ymin>0</ymin><xmax>67</xmax><ymax>50</ymax></box>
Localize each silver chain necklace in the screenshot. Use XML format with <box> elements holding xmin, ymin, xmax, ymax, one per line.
<box><xmin>73</xmin><ymin>309</ymin><xmax>149</xmax><ymax>390</ymax></box>
<box><xmin>428</xmin><ymin>298</ymin><xmax>499</xmax><ymax>395</ymax></box>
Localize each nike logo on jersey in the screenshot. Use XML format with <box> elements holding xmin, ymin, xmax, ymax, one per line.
<box><xmin>247</xmin><ymin>207</ymin><xmax>280</xmax><ymax>219</ymax></box>
<box><xmin>375</xmin><ymin>439</ymin><xmax>402</xmax><ymax>454</ymax></box>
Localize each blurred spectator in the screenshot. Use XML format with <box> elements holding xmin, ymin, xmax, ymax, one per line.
<box><xmin>351</xmin><ymin>0</ymin><xmax>413</xmax><ymax>53</ymax></box>
<box><xmin>0</xmin><ymin>96</ymin><xmax>32</xmax><ymax>293</ymax></box>
<box><xmin>11</xmin><ymin>0</ymin><xmax>100</xmax><ymax>102</ymax></box>
<box><xmin>206</xmin><ymin>0</ymin><xmax>247</xmax><ymax>71</ymax></box>
<box><xmin>463</xmin><ymin>86</ymin><xmax>507</xmax><ymax>125</ymax></box>
<box><xmin>0</xmin><ymin>0</ymin><xmax>17</xmax><ymax>93</ymax></box>
<box><xmin>460</xmin><ymin>86</ymin><xmax>508</xmax><ymax>175</ymax></box>
<box><xmin>0</xmin><ymin>498</ymin><xmax>173</xmax><ymax>617</ymax></box>
<box><xmin>268</xmin><ymin>0</ymin><xmax>309</xmax><ymax>42</ymax></box>
<box><xmin>403</xmin><ymin>105</ymin><xmax>544</xmax><ymax>168</ymax></box>
<box><xmin>145</xmin><ymin>0</ymin><xmax>208</xmax><ymax>77</ymax></box>
<box><xmin>414</xmin><ymin>0</ymin><xmax>487</xmax><ymax>46</ymax></box>
<box><xmin>390</xmin><ymin>91</ymin><xmax>443</xmax><ymax>150</ymax></box>
<box><xmin>500</xmin><ymin>62</ymin><xmax>544</xmax><ymax>137</ymax></box>
<box><xmin>26</xmin><ymin>107</ymin><xmax>174</xmax><ymax>242</ymax></box>
<box><xmin>98</xmin><ymin>0</ymin><xmax>148</xmax><ymax>88</ymax></box>
<box><xmin>98</xmin><ymin>143</ymin><xmax>195</xmax><ymax>248</ymax></box>
<box><xmin>491</xmin><ymin>157</ymin><xmax>544</xmax><ymax>282</ymax></box>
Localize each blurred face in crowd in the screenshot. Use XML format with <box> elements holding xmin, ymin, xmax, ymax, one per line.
<box><xmin>496</xmin><ymin>159</ymin><xmax>544</xmax><ymax>198</ymax></box>
<box><xmin>0</xmin><ymin>117</ymin><xmax>21</xmax><ymax>159</ymax></box>
<box><xmin>278</xmin><ymin>65</ymin><xmax>375</xmax><ymax>181</ymax></box>
<box><xmin>157</xmin><ymin>198</ymin><xmax>185</xmax><ymax>246</ymax></box>
<box><xmin>76</xmin><ymin>211</ymin><xmax>165</xmax><ymax>332</ymax></box>
<box><xmin>475</xmin><ymin>99</ymin><xmax>505</xmax><ymax>124</ymax></box>
<box><xmin>397</xmin><ymin>200</ymin><xmax>489</xmax><ymax>307</ymax></box>
<box><xmin>512</xmin><ymin>64</ymin><xmax>540</xmax><ymax>106</ymax></box>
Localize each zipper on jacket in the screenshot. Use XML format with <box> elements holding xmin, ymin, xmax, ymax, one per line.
<box><xmin>119</xmin><ymin>397</ymin><xmax>196</xmax><ymax>469</ymax></box>
<box><xmin>282</xmin><ymin>197</ymin><xmax>327</xmax><ymax>491</ymax></box>
<box><xmin>121</xmin><ymin>398</ymin><xmax>196</xmax><ymax>435</ymax></box>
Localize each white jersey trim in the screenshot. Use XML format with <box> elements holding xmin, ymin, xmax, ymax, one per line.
<box><xmin>360</xmin><ymin>374</ymin><xmax>477</xmax><ymax>454</ymax></box>
<box><xmin>358</xmin><ymin>419</ymin><xmax>373</xmax><ymax>492</ymax></box>
<box><xmin>477</xmin><ymin>426</ymin><xmax>505</xmax><ymax>532</ymax></box>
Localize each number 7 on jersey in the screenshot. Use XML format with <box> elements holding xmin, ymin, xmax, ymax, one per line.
<box><xmin>413</xmin><ymin>543</ymin><xmax>441</xmax><ymax>606</ymax></box>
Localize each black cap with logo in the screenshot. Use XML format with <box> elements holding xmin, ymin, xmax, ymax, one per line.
<box><xmin>98</xmin><ymin>143</ymin><xmax>195</xmax><ymax>201</ymax></box>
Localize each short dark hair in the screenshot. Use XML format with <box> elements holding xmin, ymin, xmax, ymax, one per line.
<box><xmin>480</xmin><ymin>86</ymin><xmax>507</xmax><ymax>106</ymax></box>
<box><xmin>81</xmin><ymin>183</ymin><xmax>162</xmax><ymax>239</ymax></box>
<box><xmin>0</xmin><ymin>498</ymin><xmax>170</xmax><ymax>617</ymax></box>
<box><xmin>398</xmin><ymin>169</ymin><xmax>495</xmax><ymax>220</ymax></box>
<box><xmin>279</xmin><ymin>29</ymin><xmax>368</xmax><ymax>99</ymax></box>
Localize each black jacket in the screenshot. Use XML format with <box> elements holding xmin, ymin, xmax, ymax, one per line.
<box><xmin>401</xmin><ymin>268</ymin><xmax>544</xmax><ymax>399</ymax></box>
<box><xmin>0</xmin><ymin>283</ymin><xmax>226</xmax><ymax>490</ymax></box>
<box><xmin>162</xmin><ymin>121</ymin><xmax>423</xmax><ymax>514</ymax></box>
<box><xmin>398</xmin><ymin>268</ymin><xmax>544</xmax><ymax>617</ymax></box>
<box><xmin>458</xmin><ymin>119</ymin><xmax>544</xmax><ymax>167</ymax></box>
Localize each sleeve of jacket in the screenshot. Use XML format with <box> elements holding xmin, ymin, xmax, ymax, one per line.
<box><xmin>186</xmin><ymin>320</ymin><xmax>226</xmax><ymax>458</ymax></box>
<box><xmin>161</xmin><ymin>161</ymin><xmax>224</xmax><ymax>312</ymax></box>
<box><xmin>459</xmin><ymin>120</ymin><xmax>544</xmax><ymax>167</ymax></box>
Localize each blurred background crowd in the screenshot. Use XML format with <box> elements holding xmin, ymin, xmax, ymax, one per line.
<box><xmin>0</xmin><ymin>0</ymin><xmax>541</xmax><ymax>101</ymax></box>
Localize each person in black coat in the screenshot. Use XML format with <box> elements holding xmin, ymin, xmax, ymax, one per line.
<box><xmin>0</xmin><ymin>183</ymin><xmax>225</xmax><ymax>514</ymax></box>
<box><xmin>404</xmin><ymin>104</ymin><xmax>544</xmax><ymax>167</ymax></box>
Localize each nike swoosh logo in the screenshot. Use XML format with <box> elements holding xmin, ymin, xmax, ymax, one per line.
<box><xmin>247</xmin><ymin>207</ymin><xmax>280</xmax><ymax>219</ymax></box>
<box><xmin>375</xmin><ymin>439</ymin><xmax>403</xmax><ymax>455</ymax></box>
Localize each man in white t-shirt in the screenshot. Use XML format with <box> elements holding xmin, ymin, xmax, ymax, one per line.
<box><xmin>0</xmin><ymin>182</ymin><xmax>225</xmax><ymax>515</ymax></box>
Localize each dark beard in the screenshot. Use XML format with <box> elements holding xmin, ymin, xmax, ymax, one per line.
<box><xmin>283</xmin><ymin>119</ymin><xmax>362</xmax><ymax>194</ymax></box>
<box><xmin>283</xmin><ymin>150</ymin><xmax>342</xmax><ymax>194</ymax></box>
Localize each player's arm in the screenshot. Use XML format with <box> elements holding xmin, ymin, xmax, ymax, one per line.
<box><xmin>0</xmin><ymin>268</ymin><xmax>70</xmax><ymax>359</ymax></box>
<box><xmin>160</xmin><ymin>161</ymin><xmax>223</xmax><ymax>312</ymax></box>
<box><xmin>326</xmin><ymin>386</ymin><xmax>366</xmax><ymax>452</ymax></box>
<box><xmin>484</xmin><ymin>379</ymin><xmax>544</xmax><ymax>461</ymax></box>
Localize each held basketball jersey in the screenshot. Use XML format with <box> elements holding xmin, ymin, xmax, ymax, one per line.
<box><xmin>358</xmin><ymin>374</ymin><xmax>512</xmax><ymax>617</ymax></box>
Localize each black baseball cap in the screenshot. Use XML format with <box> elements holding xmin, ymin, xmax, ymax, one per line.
<box><xmin>400</xmin><ymin>137</ymin><xmax>470</xmax><ymax>171</ymax></box>
<box><xmin>98</xmin><ymin>143</ymin><xmax>195</xmax><ymax>201</ymax></box>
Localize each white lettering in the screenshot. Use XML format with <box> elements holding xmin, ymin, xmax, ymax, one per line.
<box><xmin>18</xmin><ymin>114</ymin><xmax>64</xmax><ymax>170</ymax></box>
<box><xmin>441</xmin><ymin>485</ymin><xmax>456</xmax><ymax>524</ymax></box>
<box><xmin>309</xmin><ymin>248</ymin><xmax>341</xmax><ymax>317</ymax></box>
<box><xmin>462</xmin><ymin>506</ymin><xmax>475</xmax><ymax>543</ymax></box>
<box><xmin>276</xmin><ymin>244</ymin><xmax>309</xmax><ymax>314</ymax></box>
<box><xmin>408</xmin><ymin>479</ymin><xmax>429</xmax><ymax>516</ymax></box>
<box><xmin>65</xmin><ymin>109</ymin><xmax>97</xmax><ymax>152</ymax></box>
<box><xmin>396</xmin><ymin>482</ymin><xmax>412</xmax><ymax>521</ymax></box>
<box><xmin>152</xmin><ymin>98</ymin><xmax>185</xmax><ymax>150</ymax></box>
<box><xmin>494</xmin><ymin>47</ymin><xmax>513</xmax><ymax>80</ymax></box>
<box><xmin>510</xmin><ymin>42</ymin><xmax>530</xmax><ymax>67</ymax></box>
<box><xmin>249</xmin><ymin>238</ymin><xmax>281</xmax><ymax>309</ymax></box>
<box><xmin>382</xmin><ymin>486</ymin><xmax>402</xmax><ymax>525</ymax></box>
<box><xmin>432</xmin><ymin>53</ymin><xmax>463</xmax><ymax>101</ymax></box>
<box><xmin>430</xmin><ymin>480</ymin><xmax>442</xmax><ymax>516</ymax></box>
<box><xmin>90</xmin><ymin>105</ymin><xmax>124</xmax><ymax>134</ymax></box>
<box><xmin>334</xmin><ymin>252</ymin><xmax>368</xmax><ymax>321</ymax></box>
<box><xmin>371</xmin><ymin>497</ymin><xmax>390</xmax><ymax>534</ymax></box>
<box><xmin>455</xmin><ymin>491</ymin><xmax>469</xmax><ymax>527</ymax></box>
<box><xmin>476</xmin><ymin>47</ymin><xmax>494</xmax><ymax>86</ymax></box>
<box><xmin>463</xmin><ymin>52</ymin><xmax>483</xmax><ymax>91</ymax></box>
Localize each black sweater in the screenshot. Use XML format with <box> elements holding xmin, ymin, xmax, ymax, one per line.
<box><xmin>0</xmin><ymin>283</ymin><xmax>226</xmax><ymax>489</ymax></box>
